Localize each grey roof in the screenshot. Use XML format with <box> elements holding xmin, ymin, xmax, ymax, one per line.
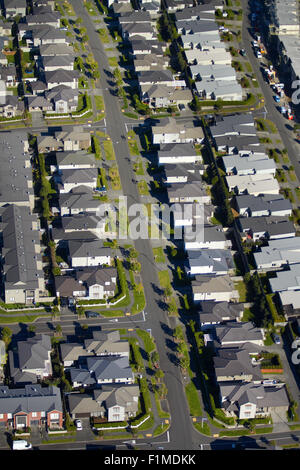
<box><xmin>210</xmin><ymin>114</ymin><xmax>256</xmax><ymax>138</ymax></box>
<box><xmin>59</xmin><ymin>168</ymin><xmax>98</xmax><ymax>186</ymax></box>
<box><xmin>0</xmin><ymin>384</ymin><xmax>62</xmax><ymax>414</ymax></box>
<box><xmin>44</xmin><ymin>69</ymin><xmax>79</xmax><ymax>85</ymax></box>
<box><xmin>158</xmin><ymin>142</ymin><xmax>197</xmax><ymax>158</ymax></box>
<box><xmin>220</xmin><ymin>382</ymin><xmax>289</xmax><ymax>412</ymax></box>
<box><xmin>235</xmin><ymin>194</ymin><xmax>292</xmax><ymax>216</ymax></box>
<box><xmin>52</xmin><ymin>228</ymin><xmax>97</xmax><ymax>243</ymax></box>
<box><xmin>137</xmin><ymin>69</ymin><xmax>174</xmax><ymax>84</ymax></box>
<box><xmin>0</xmin><ymin>132</ymin><xmax>33</xmax><ymax>206</ymax></box>
<box><xmin>61</xmin><ymin>213</ymin><xmax>104</xmax><ymax>231</ymax></box>
<box><xmin>58</xmin><ymin>186</ymin><xmax>101</xmax><ymax>213</ymax></box>
<box><xmin>95</xmin><ymin>384</ymin><xmax>139</xmax><ymax>411</ymax></box>
<box><xmin>76</xmin><ymin>266</ymin><xmax>117</xmax><ymax>289</ymax></box>
<box><xmin>192</xmin><ymin>274</ymin><xmax>234</xmax><ymax>293</ymax></box>
<box><xmin>197</xmin><ymin>301</ymin><xmax>244</xmax><ymax>324</ymax></box>
<box><xmin>214</xmin><ymin>135</ymin><xmax>262</xmax><ymax>152</ymax></box>
<box><xmin>69</xmin><ymin>368</ymin><xmax>96</xmax><ymax>386</ymax></box>
<box><xmin>39</xmin><ymin>43</ymin><xmax>75</xmax><ymax>56</ymax></box>
<box><xmin>68</xmin><ymin>239</ymin><xmax>111</xmax><ymax>259</ymax></box>
<box><xmin>119</xmin><ymin>10</ymin><xmax>152</xmax><ymax>23</ymax></box>
<box><xmin>17</xmin><ymin>334</ymin><xmax>51</xmax><ymax>370</ymax></box>
<box><xmin>214</xmin><ymin>322</ymin><xmax>264</xmax><ymax>345</ymax></box>
<box><xmin>0</xmin><ymin>205</ymin><xmax>43</xmax><ymax>292</ymax></box>
<box><xmin>167</xmin><ymin>181</ymin><xmax>208</xmax><ymax>199</ymax></box>
<box><xmin>55</xmin><ymin>151</ymin><xmax>95</xmax><ymax>169</ymax></box>
<box><xmin>186</xmin><ymin>248</ymin><xmax>234</xmax><ymax>273</ymax></box>
<box><xmin>87</xmin><ymin>356</ymin><xmax>134</xmax><ymax>382</ymax></box>
<box><xmin>54</xmin><ymin>276</ymin><xmax>84</xmax><ymax>297</ymax></box>
<box><xmin>177</xmin><ymin>19</ymin><xmax>219</xmax><ymax>34</ymax></box>
<box><xmin>214</xmin><ymin>347</ymin><xmax>262</xmax><ymax>381</ymax></box>
<box><xmin>41</xmin><ymin>55</ymin><xmax>74</xmax><ymax>69</ymax></box>
<box><xmin>269</xmin><ymin>263</ymin><xmax>300</xmax><ymax>293</ymax></box>
<box><xmin>238</xmin><ymin>216</ymin><xmax>295</xmax><ymax>238</ymax></box>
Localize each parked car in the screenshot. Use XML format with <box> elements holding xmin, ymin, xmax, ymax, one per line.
<box><xmin>274</xmin><ymin>95</ymin><xmax>280</xmax><ymax>103</ymax></box>
<box><xmin>12</xmin><ymin>440</ymin><xmax>32</xmax><ymax>450</ymax></box>
<box><xmin>240</xmin><ymin>49</ymin><xmax>246</xmax><ymax>56</ymax></box>
<box><xmin>75</xmin><ymin>420</ymin><xmax>83</xmax><ymax>430</ymax></box>
<box><xmin>273</xmin><ymin>334</ymin><xmax>281</xmax><ymax>345</ymax></box>
<box><xmin>85</xmin><ymin>311</ymin><xmax>100</xmax><ymax>318</ymax></box>
<box><xmin>255</xmin><ymin>50</ymin><xmax>262</xmax><ymax>58</ymax></box>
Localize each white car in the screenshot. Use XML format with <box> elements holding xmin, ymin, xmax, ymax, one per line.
<box><xmin>75</xmin><ymin>420</ymin><xmax>83</xmax><ymax>430</ymax></box>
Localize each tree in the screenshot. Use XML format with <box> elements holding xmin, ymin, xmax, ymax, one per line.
<box><xmin>0</xmin><ymin>327</ymin><xmax>12</xmax><ymax>347</ymax></box>
<box><xmin>82</xmin><ymin>34</ymin><xmax>89</xmax><ymax>44</ymax></box>
<box><xmin>75</xmin><ymin>56</ymin><xmax>84</xmax><ymax>71</ymax></box>
<box><xmin>151</xmin><ymin>351</ymin><xmax>159</xmax><ymax>365</ymax></box>
<box><xmin>55</xmin><ymin>324</ymin><xmax>62</xmax><ymax>336</ymax></box>
<box><xmin>128</xmin><ymin>247</ymin><xmax>139</xmax><ymax>259</ymax></box>
<box><xmin>173</xmin><ymin>326</ymin><xmax>184</xmax><ymax>342</ymax></box>
<box><xmin>163</xmin><ymin>286</ymin><xmax>172</xmax><ymax>302</ymax></box>
<box><xmin>155</xmin><ymin>369</ymin><xmax>164</xmax><ymax>383</ymax></box>
<box><xmin>157</xmin><ymin>383</ymin><xmax>168</xmax><ymax>399</ymax></box>
<box><xmin>179</xmin><ymin>355</ymin><xmax>190</xmax><ymax>372</ymax></box>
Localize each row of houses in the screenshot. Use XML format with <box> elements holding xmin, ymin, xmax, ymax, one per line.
<box><xmin>0</xmin><ymin>330</ymin><xmax>140</xmax><ymax>429</ymax></box>
<box><xmin>116</xmin><ymin>4</ymin><xmax>194</xmax><ymax>110</ymax></box>
<box><xmin>174</xmin><ymin>2</ymin><xmax>244</xmax><ymax>101</ymax></box>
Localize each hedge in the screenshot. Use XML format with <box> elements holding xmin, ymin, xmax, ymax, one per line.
<box><xmin>94</xmin><ymin>421</ymin><xmax>127</xmax><ymax>428</ymax></box>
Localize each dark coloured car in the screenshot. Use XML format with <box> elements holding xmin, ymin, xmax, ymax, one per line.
<box><xmin>85</xmin><ymin>311</ymin><xmax>100</xmax><ymax>318</ymax></box>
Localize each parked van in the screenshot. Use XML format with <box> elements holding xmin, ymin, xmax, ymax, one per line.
<box><xmin>12</xmin><ymin>440</ymin><xmax>32</xmax><ymax>450</ymax></box>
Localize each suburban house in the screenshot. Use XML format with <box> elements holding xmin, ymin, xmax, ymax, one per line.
<box><xmin>0</xmin><ymin>95</ymin><xmax>24</xmax><ymax>118</ymax></box>
<box><xmin>157</xmin><ymin>143</ymin><xmax>199</xmax><ymax>165</ymax></box>
<box><xmin>44</xmin><ymin>69</ymin><xmax>79</xmax><ymax>90</ymax></box>
<box><xmin>185</xmin><ymin>248</ymin><xmax>235</xmax><ymax>277</ymax></box>
<box><xmin>0</xmin><ymin>204</ymin><xmax>45</xmax><ymax>305</ymax></box>
<box><xmin>254</xmin><ymin>237</ymin><xmax>300</xmax><ymax>271</ymax></box>
<box><xmin>222</xmin><ymin>153</ymin><xmax>277</xmax><ymax>177</ymax></box>
<box><xmin>213</xmin><ymin>347</ymin><xmax>263</xmax><ymax>383</ymax></box>
<box><xmin>164</xmin><ymin>164</ymin><xmax>204</xmax><ymax>184</ymax></box>
<box><xmin>44</xmin><ymin>85</ymin><xmax>78</xmax><ymax>113</ymax></box>
<box><xmin>192</xmin><ymin>274</ymin><xmax>239</xmax><ymax>303</ymax></box>
<box><xmin>60</xmin><ymin>331</ymin><xmax>129</xmax><ymax>368</ymax></box>
<box><xmin>269</xmin><ymin>263</ymin><xmax>300</xmax><ymax>295</ymax></box>
<box><xmin>3</xmin><ymin>0</ymin><xmax>26</xmax><ymax>18</ymax></box>
<box><xmin>67</xmin><ymin>240</ymin><xmax>111</xmax><ymax>268</ymax></box>
<box><xmin>58</xmin><ymin>186</ymin><xmax>101</xmax><ymax>216</ymax></box>
<box><xmin>140</xmin><ymin>84</ymin><xmax>193</xmax><ymax>109</ymax></box>
<box><xmin>69</xmin><ymin>356</ymin><xmax>134</xmax><ymax>387</ymax></box>
<box><xmin>214</xmin><ymin>322</ymin><xmax>265</xmax><ymax>347</ymax></box>
<box><xmin>197</xmin><ymin>301</ymin><xmax>244</xmax><ymax>330</ymax></box>
<box><xmin>0</xmin><ymin>384</ymin><xmax>63</xmax><ymax>430</ymax></box>
<box><xmin>68</xmin><ymin>384</ymin><xmax>140</xmax><ymax>422</ymax></box>
<box><xmin>167</xmin><ymin>181</ymin><xmax>211</xmax><ymax>204</ymax></box>
<box><xmin>234</xmin><ymin>194</ymin><xmax>292</xmax><ymax>218</ymax></box>
<box><xmin>26</xmin><ymin>95</ymin><xmax>53</xmax><ymax>112</ymax></box>
<box><xmin>38</xmin><ymin>127</ymin><xmax>91</xmax><ymax>153</ymax></box>
<box><xmin>195</xmin><ymin>80</ymin><xmax>244</xmax><ymax>101</ymax></box>
<box><xmin>219</xmin><ymin>382</ymin><xmax>289</xmax><ymax>421</ymax></box>
<box><xmin>51</xmin><ymin>151</ymin><xmax>96</xmax><ymax>172</ymax></box>
<box><xmin>56</xmin><ymin>168</ymin><xmax>99</xmax><ymax>193</ymax></box>
<box><xmin>133</xmin><ymin>54</ymin><xmax>169</xmax><ymax>72</ymax></box>
<box><xmin>225</xmin><ymin>174</ymin><xmax>280</xmax><ymax>196</ymax></box>
<box><xmin>8</xmin><ymin>334</ymin><xmax>52</xmax><ymax>385</ymax></box>
<box><xmin>152</xmin><ymin>117</ymin><xmax>204</xmax><ymax>144</ymax></box>
<box><xmin>238</xmin><ymin>216</ymin><xmax>295</xmax><ymax>241</ymax></box>
<box><xmin>184</xmin><ymin>224</ymin><xmax>232</xmax><ymax>250</ymax></box>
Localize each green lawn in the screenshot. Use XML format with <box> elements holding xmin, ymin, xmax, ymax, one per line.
<box><xmin>137</xmin><ymin>180</ymin><xmax>149</xmax><ymax>195</ymax></box>
<box><xmin>108</xmin><ymin>165</ymin><xmax>121</xmax><ymax>190</ymax></box>
<box><xmin>94</xmin><ymin>95</ymin><xmax>105</xmax><ymax>112</ymax></box>
<box><xmin>102</xmin><ymin>140</ymin><xmax>116</xmax><ymax>160</ymax></box>
<box><xmin>98</xmin><ymin>28</ymin><xmax>110</xmax><ymax>43</ymax></box>
<box><xmin>108</xmin><ymin>57</ymin><xmax>119</xmax><ymax>67</ymax></box>
<box><xmin>158</xmin><ymin>270</ymin><xmax>171</xmax><ymax>289</ymax></box>
<box><xmin>128</xmin><ymin>134</ymin><xmax>140</xmax><ymax>156</ymax></box>
<box><xmin>133</xmin><ymin>158</ymin><xmax>144</xmax><ymax>175</ymax></box>
<box><xmin>153</xmin><ymin>247</ymin><xmax>166</xmax><ymax>263</ymax></box>
<box><xmin>185</xmin><ymin>381</ymin><xmax>202</xmax><ymax>417</ymax></box>
<box><xmin>235</xmin><ymin>281</ymin><xmax>247</xmax><ymax>302</ymax></box>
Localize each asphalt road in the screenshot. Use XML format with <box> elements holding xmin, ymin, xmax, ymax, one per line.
<box><xmin>71</xmin><ymin>0</ymin><xmax>199</xmax><ymax>451</ymax></box>
<box><xmin>241</xmin><ymin>0</ymin><xmax>300</xmax><ymax>182</ymax></box>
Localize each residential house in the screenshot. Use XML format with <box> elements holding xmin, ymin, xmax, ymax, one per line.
<box><xmin>225</xmin><ymin>174</ymin><xmax>280</xmax><ymax>196</ymax></box>
<box><xmin>152</xmin><ymin>117</ymin><xmax>204</xmax><ymax>144</ymax></box>
<box><xmin>222</xmin><ymin>154</ymin><xmax>276</xmax><ymax>177</ymax></box>
<box><xmin>254</xmin><ymin>237</ymin><xmax>300</xmax><ymax>271</ymax></box>
<box><xmin>39</xmin><ymin>55</ymin><xmax>74</xmax><ymax>72</ymax></box>
<box><xmin>69</xmin><ymin>356</ymin><xmax>134</xmax><ymax>387</ymax></box>
<box><xmin>9</xmin><ymin>334</ymin><xmax>52</xmax><ymax>385</ymax></box>
<box><xmin>195</xmin><ymin>80</ymin><xmax>244</xmax><ymax>101</ymax></box>
<box><xmin>3</xmin><ymin>0</ymin><xmax>26</xmax><ymax>18</ymax></box>
<box><xmin>157</xmin><ymin>143</ymin><xmax>199</xmax><ymax>165</ymax></box>
<box><xmin>57</xmin><ymin>168</ymin><xmax>98</xmax><ymax>193</ymax></box>
<box><xmin>185</xmin><ymin>248</ymin><xmax>234</xmax><ymax>277</ymax></box>
<box><xmin>192</xmin><ymin>274</ymin><xmax>238</xmax><ymax>303</ymax></box>
<box><xmin>57</xmin><ymin>186</ymin><xmax>101</xmax><ymax>216</ymax></box>
<box><xmin>60</xmin><ymin>331</ymin><xmax>129</xmax><ymax>367</ymax></box>
<box><xmin>197</xmin><ymin>301</ymin><xmax>244</xmax><ymax>330</ymax></box>
<box><xmin>184</xmin><ymin>224</ymin><xmax>232</xmax><ymax>250</ymax></box>
<box><xmin>0</xmin><ymin>64</ymin><xmax>17</xmax><ymax>87</ymax></box>
<box><xmin>0</xmin><ymin>95</ymin><xmax>24</xmax><ymax>118</ymax></box>
<box><xmin>0</xmin><ymin>384</ymin><xmax>63</xmax><ymax>429</ymax></box>
<box><xmin>167</xmin><ymin>181</ymin><xmax>211</xmax><ymax>204</ymax></box>
<box><xmin>51</xmin><ymin>151</ymin><xmax>96</xmax><ymax>173</ymax></box>
<box><xmin>219</xmin><ymin>382</ymin><xmax>289</xmax><ymax>420</ymax></box>
<box><xmin>269</xmin><ymin>263</ymin><xmax>300</xmax><ymax>294</ymax></box>
<box><xmin>0</xmin><ymin>205</ymin><xmax>44</xmax><ymax>304</ymax></box>
<box><xmin>214</xmin><ymin>322</ymin><xmax>265</xmax><ymax>347</ymax></box>
<box><xmin>140</xmin><ymin>84</ymin><xmax>192</xmax><ymax>109</ymax></box>
<box><xmin>68</xmin><ymin>384</ymin><xmax>139</xmax><ymax>421</ymax></box>
<box><xmin>44</xmin><ymin>85</ymin><xmax>78</xmax><ymax>113</ymax></box>
<box><xmin>44</xmin><ymin>69</ymin><xmax>79</xmax><ymax>90</ymax></box>
<box><xmin>26</xmin><ymin>95</ymin><xmax>53</xmax><ymax>112</ymax></box>
<box><xmin>238</xmin><ymin>216</ymin><xmax>295</xmax><ymax>241</ymax></box>
<box><xmin>234</xmin><ymin>194</ymin><xmax>292</xmax><ymax>218</ymax></box>
<box><xmin>213</xmin><ymin>347</ymin><xmax>263</xmax><ymax>383</ymax></box>
<box><xmin>67</xmin><ymin>240</ymin><xmax>111</xmax><ymax>268</ymax></box>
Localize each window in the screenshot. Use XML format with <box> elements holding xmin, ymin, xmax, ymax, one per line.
<box><xmin>41</xmin><ymin>412</ymin><xmax>45</xmax><ymax>418</ymax></box>
<box><xmin>32</xmin><ymin>412</ymin><xmax>37</xmax><ymax>418</ymax></box>
<box><xmin>51</xmin><ymin>413</ymin><xmax>59</xmax><ymax>420</ymax></box>
<box><xmin>7</xmin><ymin>414</ymin><xmax>12</xmax><ymax>419</ymax></box>
<box><xmin>0</xmin><ymin>414</ymin><xmax>3</xmax><ymax>419</ymax></box>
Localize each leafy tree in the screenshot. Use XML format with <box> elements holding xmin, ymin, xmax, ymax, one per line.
<box><xmin>0</xmin><ymin>327</ymin><xmax>12</xmax><ymax>347</ymax></box>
